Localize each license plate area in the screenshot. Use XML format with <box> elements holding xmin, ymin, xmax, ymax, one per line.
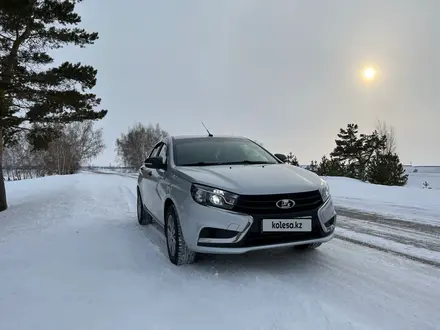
<box><xmin>261</xmin><ymin>217</ymin><xmax>312</xmax><ymax>232</ymax></box>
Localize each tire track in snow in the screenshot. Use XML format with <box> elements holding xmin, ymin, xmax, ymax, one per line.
<box><xmin>335</xmin><ymin>234</ymin><xmax>440</xmax><ymax>268</ymax></box>
<box><xmin>106</xmin><ymin>172</ymin><xmax>169</xmax><ymax>259</ymax></box>
<box><xmin>335</xmin><ymin>207</ymin><xmax>440</xmax><ymax>267</ymax></box>
<box><xmin>336</xmin><ymin>207</ymin><xmax>440</xmax><ymax>232</ymax></box>
<box><xmin>118</xmin><ymin>183</ymin><xmax>136</xmax><ymax>214</ymax></box>
<box><xmin>85</xmin><ymin>169</ymin><xmax>138</xmax><ymax>179</ymax></box>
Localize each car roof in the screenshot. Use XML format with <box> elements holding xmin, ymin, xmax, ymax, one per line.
<box><xmin>171</xmin><ymin>135</ymin><xmax>250</xmax><ymax>141</ymax></box>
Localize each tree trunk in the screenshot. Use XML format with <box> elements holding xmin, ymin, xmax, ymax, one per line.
<box><xmin>0</xmin><ymin>16</ymin><xmax>35</xmax><ymax>212</ymax></box>
<box><xmin>0</xmin><ymin>128</ymin><xmax>8</xmax><ymax>211</ymax></box>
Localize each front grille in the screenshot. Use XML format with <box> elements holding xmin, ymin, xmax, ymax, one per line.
<box><xmin>232</xmin><ymin>190</ymin><xmax>323</xmax><ymax>215</ymax></box>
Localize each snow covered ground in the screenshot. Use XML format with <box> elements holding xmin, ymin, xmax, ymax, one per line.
<box><xmin>406</xmin><ymin>172</ymin><xmax>440</xmax><ymax>190</ymax></box>
<box><xmin>325</xmin><ymin>176</ymin><xmax>440</xmax><ymax>227</ymax></box>
<box><xmin>324</xmin><ymin>176</ymin><xmax>440</xmax><ymax>265</ymax></box>
<box><xmin>1</xmin><ymin>172</ymin><xmax>440</xmax><ymax>330</ymax></box>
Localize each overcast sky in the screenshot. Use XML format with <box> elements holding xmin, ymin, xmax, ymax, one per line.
<box><xmin>64</xmin><ymin>0</ymin><xmax>439</xmax><ymax>166</ymax></box>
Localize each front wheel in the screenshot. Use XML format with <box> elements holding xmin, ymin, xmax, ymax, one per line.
<box><xmin>165</xmin><ymin>204</ymin><xmax>196</xmax><ymax>266</ymax></box>
<box><xmin>294</xmin><ymin>242</ymin><xmax>322</xmax><ymax>250</ymax></box>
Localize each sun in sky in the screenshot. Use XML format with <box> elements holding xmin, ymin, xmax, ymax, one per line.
<box><xmin>363</xmin><ymin>67</ymin><xmax>376</xmax><ymax>80</ymax></box>
<box><xmin>360</xmin><ymin>64</ymin><xmax>381</xmax><ymax>83</ymax></box>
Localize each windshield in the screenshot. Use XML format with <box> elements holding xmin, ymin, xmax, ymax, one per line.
<box><xmin>173</xmin><ymin>137</ymin><xmax>280</xmax><ymax>166</ymax></box>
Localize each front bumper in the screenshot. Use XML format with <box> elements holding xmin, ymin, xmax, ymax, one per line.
<box><xmin>177</xmin><ymin>195</ymin><xmax>337</xmax><ymax>254</ymax></box>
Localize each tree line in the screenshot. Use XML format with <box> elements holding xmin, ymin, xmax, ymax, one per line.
<box><xmin>115</xmin><ymin>120</ymin><xmax>408</xmax><ymax>187</ymax></box>
<box><xmin>285</xmin><ymin>120</ymin><xmax>408</xmax><ymax>186</ymax></box>
<box><xmin>4</xmin><ymin>121</ymin><xmax>105</xmax><ymax>181</ymax></box>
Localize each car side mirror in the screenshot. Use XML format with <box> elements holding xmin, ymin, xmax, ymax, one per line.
<box><xmin>274</xmin><ymin>153</ymin><xmax>287</xmax><ymax>162</ymax></box>
<box><xmin>144</xmin><ymin>156</ymin><xmax>166</xmax><ymax>170</ymax></box>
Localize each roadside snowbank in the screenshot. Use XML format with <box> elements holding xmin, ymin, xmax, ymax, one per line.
<box><xmin>325</xmin><ymin>176</ymin><xmax>440</xmax><ymax>226</ymax></box>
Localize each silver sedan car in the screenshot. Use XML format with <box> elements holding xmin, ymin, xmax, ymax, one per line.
<box><xmin>137</xmin><ymin>135</ymin><xmax>336</xmax><ymax>266</ymax></box>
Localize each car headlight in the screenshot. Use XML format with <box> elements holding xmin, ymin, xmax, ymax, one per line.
<box><xmin>190</xmin><ymin>184</ymin><xmax>238</xmax><ymax>210</ymax></box>
<box><xmin>319</xmin><ymin>179</ymin><xmax>331</xmax><ymax>202</ymax></box>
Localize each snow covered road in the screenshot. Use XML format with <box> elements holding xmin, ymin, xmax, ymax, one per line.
<box><xmin>335</xmin><ymin>209</ymin><xmax>440</xmax><ymax>266</ymax></box>
<box><xmin>1</xmin><ymin>173</ymin><xmax>440</xmax><ymax>330</ymax></box>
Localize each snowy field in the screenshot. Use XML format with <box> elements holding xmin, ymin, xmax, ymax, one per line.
<box><xmin>406</xmin><ymin>172</ymin><xmax>440</xmax><ymax>190</ymax></box>
<box><xmin>325</xmin><ymin>176</ymin><xmax>440</xmax><ymax>227</ymax></box>
<box><xmin>1</xmin><ymin>172</ymin><xmax>440</xmax><ymax>330</ymax></box>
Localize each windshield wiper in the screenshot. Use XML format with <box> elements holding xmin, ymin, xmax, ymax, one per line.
<box><xmin>222</xmin><ymin>160</ymin><xmax>273</xmax><ymax>165</ymax></box>
<box><xmin>179</xmin><ymin>162</ymin><xmax>224</xmax><ymax>166</ymax></box>
<box><xmin>179</xmin><ymin>160</ymin><xmax>274</xmax><ymax>166</ymax></box>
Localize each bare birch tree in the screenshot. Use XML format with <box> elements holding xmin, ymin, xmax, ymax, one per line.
<box><xmin>375</xmin><ymin>119</ymin><xmax>397</xmax><ymax>154</ymax></box>
<box><xmin>3</xmin><ymin>121</ymin><xmax>105</xmax><ymax>179</ymax></box>
<box><xmin>116</xmin><ymin>123</ymin><xmax>168</xmax><ymax>168</ymax></box>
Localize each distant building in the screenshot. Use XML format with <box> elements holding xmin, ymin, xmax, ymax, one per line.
<box><xmin>404</xmin><ymin>165</ymin><xmax>440</xmax><ymax>174</ymax></box>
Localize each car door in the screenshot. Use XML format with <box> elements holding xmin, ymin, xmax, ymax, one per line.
<box><xmin>148</xmin><ymin>142</ymin><xmax>169</xmax><ymax>224</ymax></box>
<box><xmin>140</xmin><ymin>143</ymin><xmax>162</xmax><ymax>213</ymax></box>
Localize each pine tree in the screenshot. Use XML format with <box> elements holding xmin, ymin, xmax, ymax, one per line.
<box><xmin>330</xmin><ymin>124</ymin><xmax>386</xmax><ymax>180</ymax></box>
<box><xmin>366</xmin><ymin>152</ymin><xmax>408</xmax><ymax>186</ymax></box>
<box><xmin>317</xmin><ymin>155</ymin><xmax>346</xmax><ymax>176</ymax></box>
<box><xmin>0</xmin><ymin>0</ymin><xmax>107</xmax><ymax>211</ymax></box>
<box><xmin>286</xmin><ymin>152</ymin><xmax>299</xmax><ymax>166</ymax></box>
<box><xmin>306</xmin><ymin>160</ymin><xmax>318</xmax><ymax>173</ymax></box>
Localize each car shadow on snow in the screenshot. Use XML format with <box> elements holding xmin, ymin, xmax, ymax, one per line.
<box><xmin>137</xmin><ymin>221</ymin><xmax>329</xmax><ymax>275</ymax></box>
<box><xmin>196</xmin><ymin>247</ymin><xmax>327</xmax><ymax>272</ymax></box>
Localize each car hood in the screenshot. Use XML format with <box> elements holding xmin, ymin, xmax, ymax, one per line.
<box><xmin>175</xmin><ymin>164</ymin><xmax>323</xmax><ymax>195</ymax></box>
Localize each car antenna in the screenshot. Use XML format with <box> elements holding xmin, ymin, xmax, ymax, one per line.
<box><xmin>201</xmin><ymin>122</ymin><xmax>213</xmax><ymax>137</ymax></box>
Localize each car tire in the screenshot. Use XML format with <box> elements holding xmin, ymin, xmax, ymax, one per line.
<box><xmin>294</xmin><ymin>242</ymin><xmax>322</xmax><ymax>250</ymax></box>
<box><xmin>137</xmin><ymin>188</ymin><xmax>152</xmax><ymax>226</ymax></box>
<box><xmin>165</xmin><ymin>204</ymin><xmax>196</xmax><ymax>266</ymax></box>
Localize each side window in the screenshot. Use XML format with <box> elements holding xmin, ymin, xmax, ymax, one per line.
<box><xmin>148</xmin><ymin>143</ymin><xmax>162</xmax><ymax>159</ymax></box>
<box><xmin>157</xmin><ymin>144</ymin><xmax>168</xmax><ymax>164</ymax></box>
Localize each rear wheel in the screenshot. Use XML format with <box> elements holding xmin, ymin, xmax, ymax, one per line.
<box><xmin>294</xmin><ymin>242</ymin><xmax>322</xmax><ymax>250</ymax></box>
<box><xmin>165</xmin><ymin>204</ymin><xmax>196</xmax><ymax>266</ymax></box>
<box><xmin>137</xmin><ymin>189</ymin><xmax>152</xmax><ymax>226</ymax></box>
